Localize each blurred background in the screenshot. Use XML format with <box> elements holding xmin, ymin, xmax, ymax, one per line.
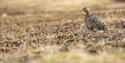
<box><xmin>0</xmin><ymin>0</ymin><xmax>124</xmax><ymax>14</ymax></box>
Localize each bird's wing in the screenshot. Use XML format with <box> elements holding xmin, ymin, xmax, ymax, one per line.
<box><xmin>87</xmin><ymin>16</ymin><xmax>106</xmax><ymax>31</ymax></box>
<box><xmin>86</xmin><ymin>16</ymin><xmax>97</xmax><ymax>23</ymax></box>
<box><xmin>86</xmin><ymin>16</ymin><xmax>99</xmax><ymax>27</ymax></box>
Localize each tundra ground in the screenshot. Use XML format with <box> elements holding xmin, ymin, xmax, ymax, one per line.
<box><xmin>0</xmin><ymin>0</ymin><xmax>125</xmax><ymax>63</ymax></box>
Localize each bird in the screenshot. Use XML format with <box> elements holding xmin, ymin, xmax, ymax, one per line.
<box><xmin>82</xmin><ymin>7</ymin><xmax>107</xmax><ymax>33</ymax></box>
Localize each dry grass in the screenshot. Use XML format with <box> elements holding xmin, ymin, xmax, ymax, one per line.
<box><xmin>0</xmin><ymin>0</ymin><xmax>125</xmax><ymax>63</ymax></box>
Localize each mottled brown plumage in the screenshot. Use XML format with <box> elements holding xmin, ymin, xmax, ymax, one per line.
<box><xmin>82</xmin><ymin>7</ymin><xmax>107</xmax><ymax>32</ymax></box>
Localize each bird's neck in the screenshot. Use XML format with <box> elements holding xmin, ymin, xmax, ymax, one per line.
<box><xmin>85</xmin><ymin>11</ymin><xmax>91</xmax><ymax>17</ymax></box>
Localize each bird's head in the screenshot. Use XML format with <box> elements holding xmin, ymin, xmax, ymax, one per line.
<box><xmin>82</xmin><ymin>7</ymin><xmax>90</xmax><ymax>13</ymax></box>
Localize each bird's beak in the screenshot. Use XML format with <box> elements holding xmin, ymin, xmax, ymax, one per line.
<box><xmin>82</xmin><ymin>9</ymin><xmax>85</xmax><ymax>12</ymax></box>
<box><xmin>82</xmin><ymin>8</ymin><xmax>84</xmax><ymax>11</ymax></box>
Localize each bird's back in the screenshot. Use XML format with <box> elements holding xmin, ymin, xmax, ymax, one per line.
<box><xmin>85</xmin><ymin>15</ymin><xmax>107</xmax><ymax>32</ymax></box>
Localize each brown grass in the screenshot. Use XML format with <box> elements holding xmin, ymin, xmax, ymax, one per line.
<box><xmin>0</xmin><ymin>0</ymin><xmax>125</xmax><ymax>63</ymax></box>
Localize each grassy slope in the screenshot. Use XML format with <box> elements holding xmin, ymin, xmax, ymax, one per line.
<box><xmin>0</xmin><ymin>0</ymin><xmax>125</xmax><ymax>63</ymax></box>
